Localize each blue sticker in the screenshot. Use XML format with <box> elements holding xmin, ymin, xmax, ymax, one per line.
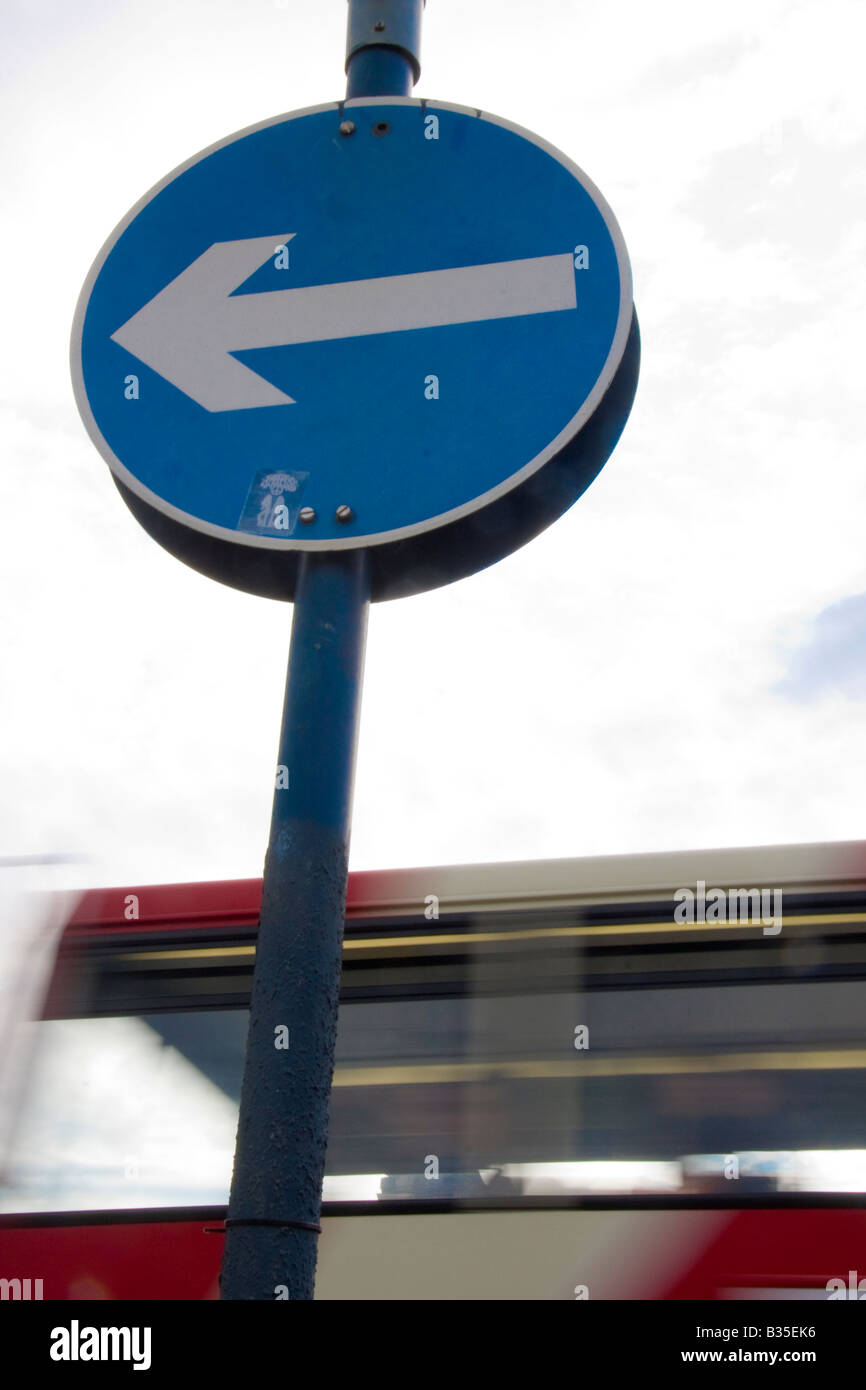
<box><xmin>238</xmin><ymin>468</ymin><xmax>309</xmax><ymax>536</ymax></box>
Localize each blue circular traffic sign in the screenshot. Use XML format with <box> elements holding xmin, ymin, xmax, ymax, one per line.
<box><xmin>72</xmin><ymin>98</ymin><xmax>639</xmax><ymax>600</ymax></box>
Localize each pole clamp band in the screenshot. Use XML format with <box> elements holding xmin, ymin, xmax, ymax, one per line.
<box><xmin>345</xmin><ymin>0</ymin><xmax>424</xmax><ymax>83</ymax></box>
<box><xmin>224</xmin><ymin>1216</ymin><xmax>322</xmax><ymax>1235</ymax></box>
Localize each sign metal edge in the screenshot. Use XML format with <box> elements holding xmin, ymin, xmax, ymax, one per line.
<box><xmin>71</xmin><ymin>97</ymin><xmax>634</xmax><ymax>554</ymax></box>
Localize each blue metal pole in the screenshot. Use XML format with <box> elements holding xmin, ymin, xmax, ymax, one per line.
<box><xmin>220</xmin><ymin>0</ymin><xmax>422</xmax><ymax>1304</ymax></box>
<box><xmin>220</xmin><ymin>553</ymin><xmax>369</xmax><ymax>1301</ymax></box>
<box><xmin>345</xmin><ymin>0</ymin><xmax>423</xmax><ymax>98</ymax></box>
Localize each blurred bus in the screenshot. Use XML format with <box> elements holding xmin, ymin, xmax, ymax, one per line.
<box><xmin>2</xmin><ymin>840</ymin><xmax>866</xmax><ymax>1299</ymax></box>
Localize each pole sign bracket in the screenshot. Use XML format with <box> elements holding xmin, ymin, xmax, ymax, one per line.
<box><xmin>72</xmin><ymin>98</ymin><xmax>639</xmax><ymax>601</ymax></box>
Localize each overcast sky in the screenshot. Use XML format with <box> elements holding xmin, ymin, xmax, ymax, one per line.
<box><xmin>2</xmin><ymin>0</ymin><xmax>865</xmax><ymax>893</ymax></box>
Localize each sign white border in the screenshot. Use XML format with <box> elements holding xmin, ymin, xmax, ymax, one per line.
<box><xmin>71</xmin><ymin>98</ymin><xmax>633</xmax><ymax>553</ymax></box>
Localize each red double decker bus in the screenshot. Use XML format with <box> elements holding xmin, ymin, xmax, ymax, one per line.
<box><xmin>2</xmin><ymin>840</ymin><xmax>866</xmax><ymax>1299</ymax></box>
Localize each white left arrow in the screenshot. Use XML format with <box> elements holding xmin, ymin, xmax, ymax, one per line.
<box><xmin>111</xmin><ymin>234</ymin><xmax>577</xmax><ymax>412</ymax></box>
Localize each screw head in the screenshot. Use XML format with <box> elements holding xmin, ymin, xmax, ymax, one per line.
<box><xmin>338</xmin><ymin>120</ymin><xmax>355</xmax><ymax>137</ymax></box>
<box><xmin>299</xmin><ymin>507</ymin><xmax>317</xmax><ymax>524</ymax></box>
<box><xmin>373</xmin><ymin>20</ymin><xmax>386</xmax><ymax>32</ymax></box>
<box><xmin>335</xmin><ymin>505</ymin><xmax>354</xmax><ymax>524</ymax></box>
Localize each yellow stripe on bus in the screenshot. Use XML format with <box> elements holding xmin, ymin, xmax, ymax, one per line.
<box><xmin>116</xmin><ymin>911</ymin><xmax>866</xmax><ymax>963</ymax></box>
<box><xmin>330</xmin><ymin>1048</ymin><xmax>866</xmax><ymax>1087</ymax></box>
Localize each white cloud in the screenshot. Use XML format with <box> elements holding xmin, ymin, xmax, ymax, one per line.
<box><xmin>1</xmin><ymin>0</ymin><xmax>865</xmax><ymax>891</ymax></box>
